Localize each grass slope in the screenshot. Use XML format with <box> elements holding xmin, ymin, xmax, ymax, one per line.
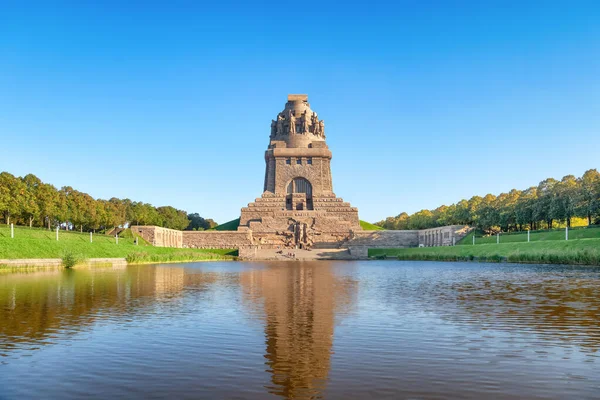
<box><xmin>360</xmin><ymin>220</ymin><xmax>384</xmax><ymax>230</ymax></box>
<box><xmin>457</xmin><ymin>225</ymin><xmax>600</xmax><ymax>245</ymax></box>
<box><xmin>0</xmin><ymin>226</ymin><xmax>236</xmax><ymax>261</ymax></box>
<box><xmin>213</xmin><ymin>218</ymin><xmax>240</xmax><ymax>231</ymax></box>
<box><xmin>369</xmin><ymin>238</ymin><xmax>600</xmax><ymax>266</ymax></box>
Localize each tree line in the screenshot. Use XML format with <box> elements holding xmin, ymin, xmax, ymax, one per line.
<box><xmin>376</xmin><ymin>169</ymin><xmax>600</xmax><ymax>233</ymax></box>
<box><xmin>0</xmin><ymin>172</ymin><xmax>217</xmax><ymax>232</ymax></box>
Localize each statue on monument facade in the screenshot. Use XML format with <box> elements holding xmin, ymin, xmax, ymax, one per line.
<box><xmin>288</xmin><ymin>110</ymin><xmax>296</xmax><ymax>134</ymax></box>
<box><xmin>318</xmin><ymin>120</ymin><xmax>325</xmax><ymax>138</ymax></box>
<box><xmin>270</xmin><ymin>119</ymin><xmax>277</xmax><ymax>138</ymax></box>
<box><xmin>313</xmin><ymin>117</ymin><xmax>321</xmax><ymax>137</ymax></box>
<box><xmin>301</xmin><ymin>112</ymin><xmax>309</xmax><ymax>133</ymax></box>
<box><xmin>311</xmin><ymin>112</ymin><xmax>318</xmax><ymax>134</ymax></box>
<box><xmin>276</xmin><ymin>114</ymin><xmax>284</xmax><ymax>136</ymax></box>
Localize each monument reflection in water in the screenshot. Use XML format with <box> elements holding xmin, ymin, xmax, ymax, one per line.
<box><xmin>240</xmin><ymin>263</ymin><xmax>357</xmax><ymax>398</ymax></box>
<box><xmin>1</xmin><ymin>262</ymin><xmax>600</xmax><ymax>399</ymax></box>
<box><xmin>0</xmin><ymin>262</ymin><xmax>358</xmax><ymax>399</ymax></box>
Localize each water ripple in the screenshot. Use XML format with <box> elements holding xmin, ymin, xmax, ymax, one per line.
<box><xmin>0</xmin><ymin>261</ymin><xmax>599</xmax><ymax>399</ymax></box>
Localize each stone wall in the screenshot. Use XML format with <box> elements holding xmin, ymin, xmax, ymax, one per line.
<box><xmin>418</xmin><ymin>225</ymin><xmax>472</xmax><ymax>247</ymax></box>
<box><xmin>267</xmin><ymin>147</ymin><xmax>333</xmax><ymax>195</ymax></box>
<box><xmin>132</xmin><ymin>226</ymin><xmax>183</xmax><ymax>248</ymax></box>
<box><xmin>345</xmin><ymin>230</ymin><xmax>420</xmax><ymax>248</ymax></box>
<box><xmin>131</xmin><ymin>224</ymin><xmax>472</xmax><ymax>259</ymax></box>
<box><xmin>183</xmin><ymin>231</ymin><xmax>253</xmax><ymax>249</ymax></box>
<box><xmin>133</xmin><ymin>225</ymin><xmax>254</xmax><ymax>250</ymax></box>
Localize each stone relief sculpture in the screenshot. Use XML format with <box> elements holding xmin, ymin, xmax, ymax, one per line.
<box><xmin>269</xmin><ymin>100</ymin><xmax>325</xmax><ymax>138</ymax></box>
<box><xmin>270</xmin><ymin>119</ymin><xmax>277</xmax><ymax>138</ymax></box>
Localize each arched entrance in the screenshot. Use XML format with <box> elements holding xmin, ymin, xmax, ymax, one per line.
<box><xmin>286</xmin><ymin>178</ymin><xmax>313</xmax><ymax>210</ymax></box>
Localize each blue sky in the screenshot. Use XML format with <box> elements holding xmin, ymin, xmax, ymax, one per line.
<box><xmin>1</xmin><ymin>0</ymin><xmax>599</xmax><ymax>223</ymax></box>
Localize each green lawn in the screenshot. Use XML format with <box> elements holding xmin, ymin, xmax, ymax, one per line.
<box><xmin>0</xmin><ymin>225</ymin><xmax>236</xmax><ymax>261</ymax></box>
<box><xmin>212</xmin><ymin>218</ymin><xmax>241</xmax><ymax>231</ymax></box>
<box><xmin>369</xmin><ymin>238</ymin><xmax>600</xmax><ymax>266</ymax></box>
<box><xmin>457</xmin><ymin>225</ymin><xmax>600</xmax><ymax>245</ymax></box>
<box><xmin>360</xmin><ymin>220</ymin><xmax>384</xmax><ymax>230</ymax></box>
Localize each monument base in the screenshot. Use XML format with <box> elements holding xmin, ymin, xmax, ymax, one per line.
<box><xmin>239</xmin><ymin>192</ymin><xmax>360</xmax><ymax>249</ymax></box>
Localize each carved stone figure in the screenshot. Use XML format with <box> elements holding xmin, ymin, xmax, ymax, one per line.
<box><xmin>276</xmin><ymin>114</ymin><xmax>284</xmax><ymax>136</ymax></box>
<box><xmin>270</xmin><ymin>119</ymin><xmax>277</xmax><ymax>138</ymax></box>
<box><xmin>318</xmin><ymin>120</ymin><xmax>325</xmax><ymax>138</ymax></box>
<box><xmin>311</xmin><ymin>113</ymin><xmax>318</xmax><ymax>133</ymax></box>
<box><xmin>301</xmin><ymin>113</ymin><xmax>309</xmax><ymax>133</ymax></box>
<box><xmin>313</xmin><ymin>118</ymin><xmax>321</xmax><ymax>136</ymax></box>
<box><xmin>288</xmin><ymin>112</ymin><xmax>296</xmax><ymax>134</ymax></box>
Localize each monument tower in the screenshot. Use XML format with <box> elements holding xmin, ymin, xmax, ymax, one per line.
<box><xmin>239</xmin><ymin>94</ymin><xmax>360</xmax><ymax>248</ymax></box>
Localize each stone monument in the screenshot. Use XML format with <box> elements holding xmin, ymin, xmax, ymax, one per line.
<box><xmin>132</xmin><ymin>95</ymin><xmax>471</xmax><ymax>257</ymax></box>
<box><xmin>238</xmin><ymin>94</ymin><xmax>361</xmax><ymax>248</ymax></box>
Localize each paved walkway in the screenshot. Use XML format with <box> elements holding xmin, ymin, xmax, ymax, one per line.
<box><xmin>253</xmin><ymin>248</ymin><xmax>354</xmax><ymax>261</ymax></box>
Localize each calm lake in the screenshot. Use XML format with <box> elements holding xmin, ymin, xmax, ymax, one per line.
<box><xmin>1</xmin><ymin>261</ymin><xmax>599</xmax><ymax>399</ymax></box>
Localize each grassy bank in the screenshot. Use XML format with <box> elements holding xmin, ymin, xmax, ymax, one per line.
<box><xmin>360</xmin><ymin>220</ymin><xmax>384</xmax><ymax>230</ymax></box>
<box><xmin>212</xmin><ymin>218</ymin><xmax>240</xmax><ymax>231</ymax></box>
<box><xmin>458</xmin><ymin>225</ymin><xmax>600</xmax><ymax>245</ymax></box>
<box><xmin>369</xmin><ymin>238</ymin><xmax>600</xmax><ymax>266</ymax></box>
<box><xmin>0</xmin><ymin>225</ymin><xmax>236</xmax><ymax>261</ymax></box>
<box><xmin>124</xmin><ymin>250</ymin><xmax>234</xmax><ymax>264</ymax></box>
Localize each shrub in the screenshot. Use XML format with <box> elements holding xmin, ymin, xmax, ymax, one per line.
<box><xmin>126</xmin><ymin>251</ymin><xmax>149</xmax><ymax>263</ymax></box>
<box><xmin>60</xmin><ymin>250</ymin><xmax>85</xmax><ymax>268</ymax></box>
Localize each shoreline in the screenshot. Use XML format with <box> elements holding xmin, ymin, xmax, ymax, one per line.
<box><xmin>372</xmin><ymin>255</ymin><xmax>600</xmax><ymax>267</ymax></box>
<box><xmin>0</xmin><ymin>257</ymin><xmax>236</xmax><ymax>269</ymax></box>
<box><xmin>3</xmin><ymin>255</ymin><xmax>600</xmax><ymax>269</ymax></box>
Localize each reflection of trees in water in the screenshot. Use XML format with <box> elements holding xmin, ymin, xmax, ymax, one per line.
<box><xmin>382</xmin><ymin>265</ymin><xmax>600</xmax><ymax>351</ymax></box>
<box><xmin>0</xmin><ymin>262</ymin><xmax>361</xmax><ymax>398</ymax></box>
<box><xmin>240</xmin><ymin>262</ymin><xmax>358</xmax><ymax>399</ymax></box>
<box><xmin>446</xmin><ymin>277</ymin><xmax>600</xmax><ymax>350</ymax></box>
<box><xmin>0</xmin><ymin>266</ymin><xmax>220</xmax><ymax>351</ymax></box>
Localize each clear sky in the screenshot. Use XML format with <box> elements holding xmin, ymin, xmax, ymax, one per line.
<box><xmin>1</xmin><ymin>0</ymin><xmax>599</xmax><ymax>223</ymax></box>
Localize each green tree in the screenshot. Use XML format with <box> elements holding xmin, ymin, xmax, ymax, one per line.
<box><xmin>0</xmin><ymin>172</ymin><xmax>25</xmax><ymax>225</ymax></box>
<box><xmin>453</xmin><ymin>200</ymin><xmax>471</xmax><ymax>225</ymax></box>
<box><xmin>157</xmin><ymin>206</ymin><xmax>188</xmax><ymax>230</ymax></box>
<box><xmin>515</xmin><ymin>187</ymin><xmax>537</xmax><ymax>230</ymax></box>
<box><xmin>551</xmin><ymin>175</ymin><xmax>579</xmax><ymax>228</ymax></box>
<box><xmin>20</xmin><ymin>174</ymin><xmax>41</xmax><ymax>227</ymax></box>
<box><xmin>406</xmin><ymin>210</ymin><xmax>434</xmax><ymax>230</ymax></box>
<box><xmin>476</xmin><ymin>194</ymin><xmax>498</xmax><ymax>232</ymax></box>
<box><xmin>467</xmin><ymin>196</ymin><xmax>483</xmax><ymax>227</ymax></box>
<box><xmin>496</xmin><ymin>189</ymin><xmax>521</xmax><ymax>231</ymax></box>
<box><xmin>534</xmin><ymin>178</ymin><xmax>557</xmax><ymax>229</ymax></box>
<box><xmin>186</xmin><ymin>213</ymin><xmax>216</xmax><ymax>231</ymax></box>
<box><xmin>37</xmin><ymin>183</ymin><xmax>59</xmax><ymax>229</ymax></box>
<box><xmin>579</xmin><ymin>169</ymin><xmax>600</xmax><ymax>225</ymax></box>
<box><xmin>108</xmin><ymin>198</ymin><xmax>127</xmax><ymax>227</ymax></box>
